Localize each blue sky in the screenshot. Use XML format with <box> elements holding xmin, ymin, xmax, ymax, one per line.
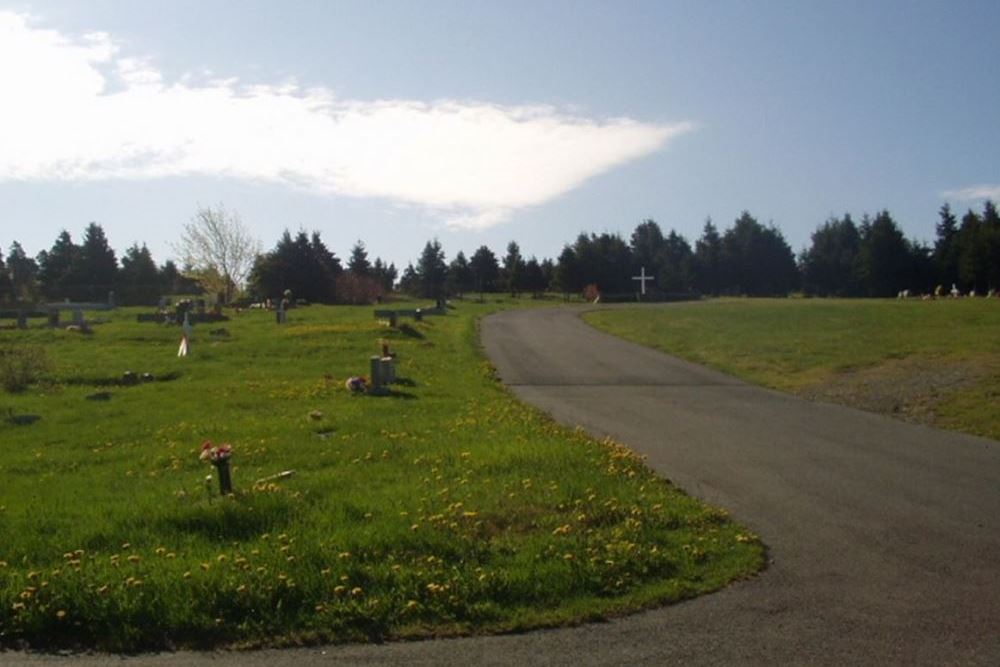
<box><xmin>1</xmin><ymin>0</ymin><xmax>998</xmax><ymax>270</ymax></box>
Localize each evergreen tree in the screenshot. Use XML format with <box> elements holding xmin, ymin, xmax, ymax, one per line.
<box><xmin>720</xmin><ymin>212</ymin><xmax>798</xmax><ymax>296</ymax></box>
<box><xmin>371</xmin><ymin>258</ymin><xmax>397</xmax><ymax>292</ymax></box>
<box><xmin>397</xmin><ymin>263</ymin><xmax>419</xmax><ymax>294</ymax></box>
<box><xmin>629</xmin><ymin>219</ymin><xmax>665</xmax><ymax>278</ymax></box>
<box><xmin>37</xmin><ymin>230</ymin><xmax>79</xmax><ymax>300</ymax></box>
<box><xmin>77</xmin><ymin>223</ymin><xmax>118</xmax><ymax>301</ymax></box>
<box><xmin>6</xmin><ymin>241</ymin><xmax>39</xmax><ymax>301</ymax></box>
<box><xmin>658</xmin><ymin>230</ymin><xmax>694</xmax><ymax>292</ymax></box>
<box><xmin>118</xmin><ymin>244</ymin><xmax>160</xmax><ymax>305</ymax></box>
<box><xmin>347</xmin><ymin>240</ymin><xmax>371</xmax><ymax>276</ymax></box>
<box><xmin>693</xmin><ymin>219</ymin><xmax>723</xmax><ymax>295</ymax></box>
<box><xmin>982</xmin><ymin>201</ymin><xmax>1000</xmax><ymax>290</ymax></box>
<box><xmin>416</xmin><ymin>239</ymin><xmax>448</xmax><ymax>300</ymax></box>
<box><xmin>523</xmin><ymin>257</ymin><xmax>547</xmax><ymax>297</ymax></box>
<box><xmin>933</xmin><ymin>204</ymin><xmax>960</xmax><ymax>291</ymax></box>
<box><xmin>573</xmin><ymin>232</ymin><xmax>632</xmax><ymax>293</ymax></box>
<box><xmin>469</xmin><ymin>245</ymin><xmax>500</xmax><ymax>295</ymax></box>
<box><xmin>553</xmin><ymin>245</ymin><xmax>580</xmax><ymax>297</ymax></box>
<box><xmin>856</xmin><ymin>210</ymin><xmax>911</xmax><ymax>297</ymax></box>
<box><xmin>0</xmin><ymin>248</ymin><xmax>11</xmax><ymax>302</ymax></box>
<box><xmin>956</xmin><ymin>209</ymin><xmax>987</xmax><ymax>293</ymax></box>
<box><xmin>502</xmin><ymin>241</ymin><xmax>525</xmax><ymax>296</ymax></box>
<box><xmin>446</xmin><ymin>251</ymin><xmax>473</xmax><ymax>297</ymax></box>
<box><xmin>802</xmin><ymin>215</ymin><xmax>861</xmax><ymax>296</ymax></box>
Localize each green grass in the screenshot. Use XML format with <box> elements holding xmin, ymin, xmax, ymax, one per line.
<box><xmin>585</xmin><ymin>298</ymin><xmax>1000</xmax><ymax>439</ymax></box>
<box><xmin>0</xmin><ymin>300</ymin><xmax>763</xmax><ymax>650</ymax></box>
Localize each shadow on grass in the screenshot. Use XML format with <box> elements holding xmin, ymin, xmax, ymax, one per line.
<box><xmin>397</xmin><ymin>323</ymin><xmax>424</xmax><ymax>339</ymax></box>
<box><xmin>154</xmin><ymin>495</ymin><xmax>299</xmax><ymax>542</ymax></box>
<box><xmin>64</xmin><ymin>370</ymin><xmax>183</xmax><ymax>387</ymax></box>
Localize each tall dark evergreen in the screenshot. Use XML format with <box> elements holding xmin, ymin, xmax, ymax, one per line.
<box><xmin>371</xmin><ymin>258</ymin><xmax>397</xmax><ymax>292</ymax></box>
<box><xmin>573</xmin><ymin>232</ymin><xmax>632</xmax><ymax>293</ymax></box>
<box><xmin>6</xmin><ymin>241</ymin><xmax>39</xmax><ymax>301</ymax></box>
<box><xmin>249</xmin><ymin>230</ymin><xmax>341</xmax><ymax>303</ymax></box>
<box><xmin>469</xmin><ymin>245</ymin><xmax>500</xmax><ymax>295</ymax></box>
<box><xmin>446</xmin><ymin>251</ymin><xmax>473</xmax><ymax>296</ymax></box>
<box><xmin>76</xmin><ymin>223</ymin><xmax>118</xmax><ymax>301</ymax></box>
<box><xmin>957</xmin><ymin>209</ymin><xmax>987</xmax><ymax>293</ymax></box>
<box><xmin>37</xmin><ymin>230</ymin><xmax>79</xmax><ymax>300</ymax></box>
<box><xmin>523</xmin><ymin>257</ymin><xmax>547</xmax><ymax>296</ymax></box>
<box><xmin>933</xmin><ymin>204</ymin><xmax>960</xmax><ymax>291</ymax></box>
<box><xmin>720</xmin><ymin>212</ymin><xmax>798</xmax><ymax>296</ymax></box>
<box><xmin>502</xmin><ymin>241</ymin><xmax>525</xmax><ymax>296</ymax></box>
<box><xmin>0</xmin><ymin>248</ymin><xmax>11</xmax><ymax>302</ymax></box>
<box><xmin>693</xmin><ymin>219</ymin><xmax>723</xmax><ymax>295</ymax></box>
<box><xmin>347</xmin><ymin>240</ymin><xmax>371</xmax><ymax>276</ymax></box>
<box><xmin>553</xmin><ymin>245</ymin><xmax>580</xmax><ymax>297</ymax></box>
<box><xmin>856</xmin><ymin>211</ymin><xmax>912</xmax><ymax>297</ymax></box>
<box><xmin>658</xmin><ymin>230</ymin><xmax>694</xmax><ymax>292</ymax></box>
<box><xmin>982</xmin><ymin>201</ymin><xmax>1000</xmax><ymax>291</ymax></box>
<box><xmin>802</xmin><ymin>215</ymin><xmax>861</xmax><ymax>296</ymax></box>
<box><xmin>415</xmin><ymin>239</ymin><xmax>448</xmax><ymax>300</ymax></box>
<box><xmin>629</xmin><ymin>219</ymin><xmax>666</xmax><ymax>278</ymax></box>
<box><xmin>118</xmin><ymin>244</ymin><xmax>160</xmax><ymax>305</ymax></box>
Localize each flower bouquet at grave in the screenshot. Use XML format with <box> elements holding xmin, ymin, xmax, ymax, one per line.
<box><xmin>199</xmin><ymin>441</ymin><xmax>233</xmax><ymax>495</ymax></box>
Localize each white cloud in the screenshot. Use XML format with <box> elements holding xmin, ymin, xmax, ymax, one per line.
<box><xmin>942</xmin><ymin>184</ymin><xmax>1000</xmax><ymax>202</ymax></box>
<box><xmin>0</xmin><ymin>12</ymin><xmax>691</xmax><ymax>229</ymax></box>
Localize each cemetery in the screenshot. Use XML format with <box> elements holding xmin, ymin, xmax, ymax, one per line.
<box><xmin>0</xmin><ymin>298</ymin><xmax>764</xmax><ymax>650</ymax></box>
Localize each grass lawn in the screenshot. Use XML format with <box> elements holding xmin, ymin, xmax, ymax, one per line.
<box><xmin>585</xmin><ymin>298</ymin><xmax>1000</xmax><ymax>440</ymax></box>
<box><xmin>0</xmin><ymin>300</ymin><xmax>763</xmax><ymax>651</ymax></box>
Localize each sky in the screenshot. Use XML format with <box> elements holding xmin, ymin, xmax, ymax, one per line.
<box><xmin>1</xmin><ymin>0</ymin><xmax>998</xmax><ymax>271</ymax></box>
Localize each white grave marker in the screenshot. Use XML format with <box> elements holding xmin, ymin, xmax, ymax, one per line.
<box><xmin>632</xmin><ymin>266</ymin><xmax>654</xmax><ymax>296</ymax></box>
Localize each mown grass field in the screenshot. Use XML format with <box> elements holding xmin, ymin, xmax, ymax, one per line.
<box><xmin>0</xmin><ymin>300</ymin><xmax>763</xmax><ymax>651</ymax></box>
<box><xmin>585</xmin><ymin>298</ymin><xmax>1000</xmax><ymax>440</ymax></box>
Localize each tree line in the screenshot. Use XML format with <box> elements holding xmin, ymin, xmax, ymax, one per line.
<box><xmin>3</xmin><ymin>200</ymin><xmax>998</xmax><ymax>306</ymax></box>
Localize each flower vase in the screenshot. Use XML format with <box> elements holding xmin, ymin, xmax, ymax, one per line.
<box><xmin>214</xmin><ymin>459</ymin><xmax>233</xmax><ymax>495</ymax></box>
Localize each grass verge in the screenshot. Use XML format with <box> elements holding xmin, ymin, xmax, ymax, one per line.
<box><xmin>584</xmin><ymin>298</ymin><xmax>1000</xmax><ymax>439</ymax></box>
<box><xmin>0</xmin><ymin>300</ymin><xmax>763</xmax><ymax>651</ymax></box>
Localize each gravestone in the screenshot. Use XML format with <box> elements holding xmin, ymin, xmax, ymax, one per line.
<box><xmin>16</xmin><ymin>311</ymin><xmax>27</xmax><ymax>329</ymax></box>
<box><xmin>48</xmin><ymin>310</ymin><xmax>60</xmax><ymax>328</ymax></box>
<box><xmin>72</xmin><ymin>309</ymin><xmax>84</xmax><ymax>326</ymax></box>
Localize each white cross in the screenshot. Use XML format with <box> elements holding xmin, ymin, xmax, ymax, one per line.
<box><xmin>632</xmin><ymin>266</ymin><xmax>654</xmax><ymax>296</ymax></box>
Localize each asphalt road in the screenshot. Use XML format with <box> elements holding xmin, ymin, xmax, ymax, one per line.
<box><xmin>7</xmin><ymin>305</ymin><xmax>1000</xmax><ymax>665</ymax></box>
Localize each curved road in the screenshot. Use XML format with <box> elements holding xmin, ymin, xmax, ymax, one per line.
<box><xmin>9</xmin><ymin>306</ymin><xmax>1000</xmax><ymax>665</ymax></box>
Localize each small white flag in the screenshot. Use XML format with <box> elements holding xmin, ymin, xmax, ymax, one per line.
<box><xmin>178</xmin><ymin>335</ymin><xmax>188</xmax><ymax>357</ymax></box>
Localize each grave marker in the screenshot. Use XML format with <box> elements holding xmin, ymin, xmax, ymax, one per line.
<box><xmin>632</xmin><ymin>266</ymin><xmax>654</xmax><ymax>297</ymax></box>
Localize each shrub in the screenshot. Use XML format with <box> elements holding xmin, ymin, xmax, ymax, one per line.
<box><xmin>0</xmin><ymin>345</ymin><xmax>51</xmax><ymax>392</ymax></box>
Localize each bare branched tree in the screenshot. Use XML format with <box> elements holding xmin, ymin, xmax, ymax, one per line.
<box><xmin>174</xmin><ymin>204</ymin><xmax>260</xmax><ymax>302</ymax></box>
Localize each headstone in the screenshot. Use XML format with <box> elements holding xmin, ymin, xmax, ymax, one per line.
<box><xmin>158</xmin><ymin>296</ymin><xmax>168</xmax><ymax>310</ymax></box>
<box><xmin>48</xmin><ymin>310</ymin><xmax>60</xmax><ymax>328</ymax></box>
<box><xmin>72</xmin><ymin>309</ymin><xmax>84</xmax><ymax>326</ymax></box>
<box><xmin>276</xmin><ymin>300</ymin><xmax>287</xmax><ymax>324</ymax></box>
<box><xmin>16</xmin><ymin>311</ymin><xmax>27</xmax><ymax>329</ymax></box>
<box><xmin>381</xmin><ymin>357</ymin><xmax>396</xmax><ymax>384</ymax></box>
<box><xmin>369</xmin><ymin>355</ymin><xmax>388</xmax><ymax>395</ymax></box>
<box><xmin>414</xmin><ymin>308</ymin><xmax>423</xmax><ymax>322</ymax></box>
<box><xmin>108</xmin><ymin>291</ymin><xmax>116</xmax><ymax>307</ymax></box>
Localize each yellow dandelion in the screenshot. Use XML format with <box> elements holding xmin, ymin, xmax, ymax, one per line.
<box><xmin>12</xmin><ymin>602</ymin><xmax>25</xmax><ymax>611</ymax></box>
<box><xmin>182</xmin><ymin>571</ymin><xmax>192</xmax><ymax>579</ymax></box>
<box><xmin>200</xmin><ymin>562</ymin><xmax>211</xmax><ymax>571</ymax></box>
<box><xmin>350</xmin><ymin>587</ymin><xmax>363</xmax><ymax>597</ymax></box>
<box><xmin>127</xmin><ymin>555</ymin><xmax>141</xmax><ymax>564</ymax></box>
<box><xmin>334</xmin><ymin>585</ymin><xmax>346</xmax><ymax>594</ymax></box>
<box><xmin>217</xmin><ymin>554</ymin><xmax>228</xmax><ymax>562</ymax></box>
